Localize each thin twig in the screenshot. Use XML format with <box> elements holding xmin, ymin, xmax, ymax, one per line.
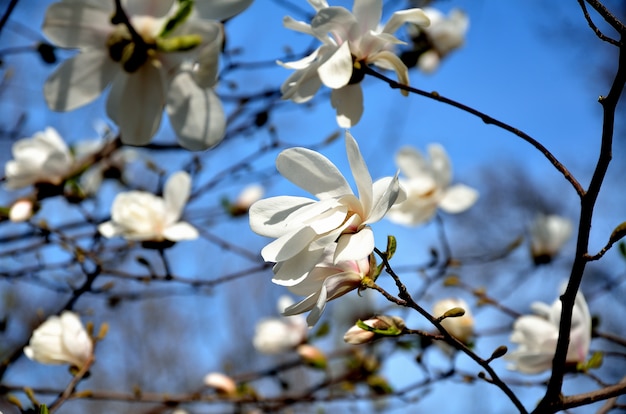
<box><xmin>577</xmin><ymin>0</ymin><xmax>621</xmax><ymax>45</ymax></box>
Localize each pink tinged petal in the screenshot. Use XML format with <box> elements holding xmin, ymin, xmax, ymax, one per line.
<box><xmin>167</xmin><ymin>73</ymin><xmax>226</xmax><ymax>151</ymax></box>
<box><xmin>323</xmin><ymin>272</ymin><xmax>362</xmax><ymax>301</ymax></box>
<box><xmin>330</xmin><ymin>84</ymin><xmax>363</xmax><ymax>128</ymax></box>
<box><xmin>311</xmin><ymin>6</ymin><xmax>357</xmax><ymax>45</ymax></box>
<box><xmin>352</xmin><ymin>0</ymin><xmax>382</xmax><ymax>33</ymax></box>
<box><xmin>43</xmin><ymin>3</ymin><xmax>112</xmax><ymax>49</ymax></box>
<box><xmin>249</xmin><ymin>196</ymin><xmax>316</xmax><ymax>238</ymax></box>
<box><xmin>382</xmin><ymin>9</ymin><xmax>430</xmax><ymax>34</ymax></box>
<box><xmin>317</xmin><ymin>41</ymin><xmax>352</xmax><ymax>89</ymax></box>
<box><xmin>194</xmin><ymin>0</ymin><xmax>253</xmax><ymax>20</ymax></box>
<box><xmin>124</xmin><ymin>0</ymin><xmax>175</xmax><ymax>17</ymax></box>
<box><xmin>162</xmin><ymin>222</ymin><xmax>198</xmax><ymax>241</ymax></box>
<box><xmin>439</xmin><ymin>184</ymin><xmax>478</xmax><ymax>213</ymax></box>
<box><xmin>366</xmin><ymin>175</ymin><xmax>402</xmax><ymax>224</ymax></box>
<box><xmin>107</xmin><ymin>64</ymin><xmax>165</xmax><ymax>146</ymax></box>
<box><xmin>277</xmin><ymin>147</ymin><xmax>352</xmax><ymax>199</ymax></box>
<box><xmin>163</xmin><ymin>171</ymin><xmax>191</xmax><ymax>224</ymax></box>
<box><xmin>368</xmin><ymin>50</ymin><xmax>410</xmax><ymax>96</ymax></box>
<box><xmin>334</xmin><ymin>227</ymin><xmax>374</xmax><ymax>263</ymax></box>
<box><xmin>272</xmin><ymin>248</ymin><xmax>326</xmax><ymax>286</ymax></box>
<box><xmin>428</xmin><ymin>144</ymin><xmax>452</xmax><ymax>186</ymax></box>
<box><xmin>345</xmin><ymin>131</ymin><xmax>373</xmax><ymax>214</ymax></box>
<box><xmin>45</xmin><ymin>51</ymin><xmax>117</xmax><ymax>111</ymax></box>
<box><xmin>261</xmin><ymin>226</ymin><xmax>318</xmax><ymax>263</ymax></box>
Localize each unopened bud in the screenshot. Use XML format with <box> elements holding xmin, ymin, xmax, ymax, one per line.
<box><xmin>433</xmin><ymin>298</ymin><xmax>474</xmax><ymax>344</ymax></box>
<box><xmin>297</xmin><ymin>344</ymin><xmax>326</xmax><ymax>369</ymax></box>
<box><xmin>203</xmin><ymin>372</ymin><xmax>237</xmax><ymax>396</ymax></box>
<box><xmin>344</xmin><ymin>316</ymin><xmax>405</xmax><ymax>345</ymax></box>
<box><xmin>488</xmin><ymin>345</ymin><xmax>508</xmax><ymax>361</ymax></box>
<box><xmin>9</xmin><ymin>199</ymin><xmax>35</xmax><ymax>222</ymax></box>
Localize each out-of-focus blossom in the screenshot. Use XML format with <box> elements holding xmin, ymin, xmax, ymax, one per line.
<box><xmin>296</xmin><ymin>344</ymin><xmax>327</xmax><ymax>368</ymax></box>
<box><xmin>4</xmin><ymin>128</ymin><xmax>73</xmax><ymax>190</ymax></box>
<box><xmin>194</xmin><ymin>0</ymin><xmax>253</xmax><ymax>20</ymax></box>
<box><xmin>42</xmin><ymin>0</ymin><xmax>249</xmax><ymax>150</ymax></box>
<box><xmin>281</xmin><ymin>244</ymin><xmax>371</xmax><ymax>327</ymax></box>
<box><xmin>387</xmin><ymin>144</ymin><xmax>477</xmax><ymax>226</ymax></box>
<box><xmin>506</xmin><ymin>290</ymin><xmax>591</xmax><ymax>374</ymax></box>
<box><xmin>408</xmin><ymin>8</ymin><xmax>469</xmax><ymax>73</ymax></box>
<box><xmin>9</xmin><ymin>199</ymin><xmax>35</xmax><ymax>222</ymax></box>
<box><xmin>78</xmin><ymin>144</ymin><xmax>139</xmax><ymax>195</ymax></box>
<box><xmin>203</xmin><ymin>372</ymin><xmax>237</xmax><ymax>396</ymax></box>
<box><xmin>24</xmin><ymin>311</ymin><xmax>93</xmax><ymax>369</ymax></box>
<box><xmin>227</xmin><ymin>184</ymin><xmax>265</xmax><ymax>217</ymax></box>
<box><xmin>433</xmin><ymin>298</ymin><xmax>474</xmax><ymax>344</ymax></box>
<box><xmin>250</xmin><ymin>131</ymin><xmax>403</xmax><ymax>289</ymax></box>
<box><xmin>343</xmin><ymin>315</ymin><xmax>405</xmax><ymax>345</ymax></box>
<box><xmin>529</xmin><ymin>213</ymin><xmax>573</xmax><ymax>265</ymax></box>
<box><xmin>278</xmin><ymin>0</ymin><xmax>429</xmax><ymax>127</ymax></box>
<box><xmin>253</xmin><ymin>296</ymin><xmax>307</xmax><ymax>354</ymax></box>
<box><xmin>98</xmin><ymin>171</ymin><xmax>198</xmax><ymax>242</ymax></box>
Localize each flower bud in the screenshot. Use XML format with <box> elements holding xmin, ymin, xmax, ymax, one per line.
<box><xmin>9</xmin><ymin>199</ymin><xmax>35</xmax><ymax>222</ymax></box>
<box><xmin>203</xmin><ymin>372</ymin><xmax>237</xmax><ymax>396</ymax></box>
<box><xmin>296</xmin><ymin>344</ymin><xmax>327</xmax><ymax>369</ymax></box>
<box><xmin>343</xmin><ymin>315</ymin><xmax>405</xmax><ymax>345</ymax></box>
<box><xmin>433</xmin><ymin>298</ymin><xmax>474</xmax><ymax>344</ymax></box>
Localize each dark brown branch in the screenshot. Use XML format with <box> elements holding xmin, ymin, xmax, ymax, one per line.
<box><xmin>584</xmin><ymin>0</ymin><xmax>626</xmax><ymax>34</ymax></box>
<box><xmin>577</xmin><ymin>0</ymin><xmax>621</xmax><ymax>45</ymax></box>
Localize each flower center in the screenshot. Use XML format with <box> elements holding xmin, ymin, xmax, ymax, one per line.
<box><xmin>348</xmin><ymin>57</ymin><xmax>367</xmax><ymax>85</ymax></box>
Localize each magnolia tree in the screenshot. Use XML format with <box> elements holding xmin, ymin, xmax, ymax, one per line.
<box><xmin>0</xmin><ymin>0</ymin><xmax>625</xmax><ymax>413</ymax></box>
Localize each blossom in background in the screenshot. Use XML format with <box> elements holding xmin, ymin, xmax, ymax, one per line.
<box><xmin>387</xmin><ymin>144</ymin><xmax>478</xmax><ymax>226</ymax></box>
<box><xmin>4</xmin><ymin>128</ymin><xmax>74</xmax><ymax>190</ymax></box>
<box><xmin>253</xmin><ymin>296</ymin><xmax>307</xmax><ymax>354</ymax></box>
<box><xmin>98</xmin><ymin>171</ymin><xmax>198</xmax><ymax>242</ymax></box>
<box><xmin>226</xmin><ymin>184</ymin><xmax>265</xmax><ymax>217</ymax></box>
<box><xmin>281</xmin><ymin>244</ymin><xmax>371</xmax><ymax>327</ymax></box>
<box><xmin>9</xmin><ymin>199</ymin><xmax>36</xmax><ymax>222</ymax></box>
<box><xmin>79</xmin><ymin>145</ymin><xmax>139</xmax><ymax>195</ymax></box>
<box><xmin>203</xmin><ymin>372</ymin><xmax>237</xmax><ymax>396</ymax></box>
<box><xmin>344</xmin><ymin>315</ymin><xmax>405</xmax><ymax>345</ymax></box>
<box><xmin>24</xmin><ymin>311</ymin><xmax>93</xmax><ymax>369</ymax></box>
<box><xmin>433</xmin><ymin>298</ymin><xmax>474</xmax><ymax>344</ymax></box>
<box><xmin>407</xmin><ymin>8</ymin><xmax>469</xmax><ymax>73</ymax></box>
<box><xmin>529</xmin><ymin>213</ymin><xmax>573</xmax><ymax>265</ymax></box>
<box><xmin>250</xmin><ymin>131</ymin><xmax>403</xmax><ymax>288</ymax></box>
<box><xmin>42</xmin><ymin>0</ymin><xmax>250</xmax><ymax>150</ymax></box>
<box><xmin>506</xmin><ymin>290</ymin><xmax>591</xmax><ymax>374</ymax></box>
<box><xmin>278</xmin><ymin>0</ymin><xmax>429</xmax><ymax>127</ymax></box>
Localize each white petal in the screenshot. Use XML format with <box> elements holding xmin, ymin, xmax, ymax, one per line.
<box><xmin>439</xmin><ymin>184</ymin><xmax>478</xmax><ymax>214</ymax></box>
<box><xmin>45</xmin><ymin>51</ymin><xmax>117</xmax><ymax>111</ymax></box>
<box><xmin>261</xmin><ymin>226</ymin><xmax>318</xmax><ymax>263</ymax></box>
<box><xmin>43</xmin><ymin>3</ymin><xmax>112</xmax><ymax>48</ymax></box>
<box><xmin>352</xmin><ymin>0</ymin><xmax>382</xmax><ymax>32</ymax></box>
<box><xmin>249</xmin><ymin>196</ymin><xmax>316</xmax><ymax>238</ymax></box>
<box><xmin>395</xmin><ymin>146</ymin><xmax>428</xmax><ymax>178</ymax></box>
<box><xmin>369</xmin><ymin>50</ymin><xmax>410</xmax><ymax>96</ymax></box>
<box><xmin>167</xmin><ymin>73</ymin><xmax>226</xmax><ymax>151</ymax></box>
<box><xmin>311</xmin><ymin>6</ymin><xmax>357</xmax><ymax>45</ymax></box>
<box><xmin>277</xmin><ymin>147</ymin><xmax>352</xmax><ymax>199</ymax></box>
<box><xmin>194</xmin><ymin>0</ymin><xmax>253</xmax><ymax>20</ymax></box>
<box><xmin>107</xmin><ymin>64</ymin><xmax>165</xmax><ymax>146</ymax></box>
<box><xmin>345</xmin><ymin>131</ymin><xmax>373</xmax><ymax>214</ymax></box>
<box><xmin>125</xmin><ymin>0</ymin><xmax>175</xmax><ymax>17</ymax></box>
<box><xmin>366</xmin><ymin>175</ymin><xmax>402</xmax><ymax>224</ymax></box>
<box><xmin>280</xmin><ymin>63</ymin><xmax>323</xmax><ymax>103</ymax></box>
<box><xmin>317</xmin><ymin>41</ymin><xmax>353</xmax><ymax>89</ymax></box>
<box><xmin>162</xmin><ymin>222</ymin><xmax>199</xmax><ymax>241</ymax></box>
<box><xmin>272</xmin><ymin>248</ymin><xmax>326</xmax><ymax>286</ymax></box>
<box><xmin>428</xmin><ymin>143</ymin><xmax>452</xmax><ymax>187</ymax></box>
<box><xmin>283</xmin><ymin>15</ymin><xmax>315</xmax><ymax>36</ymax></box>
<box><xmin>98</xmin><ymin>221</ymin><xmax>120</xmax><ymax>238</ymax></box>
<box><xmin>334</xmin><ymin>227</ymin><xmax>374</xmax><ymax>263</ymax></box>
<box><xmin>306</xmin><ymin>284</ymin><xmax>328</xmax><ymax>327</ymax></box>
<box><xmin>164</xmin><ymin>171</ymin><xmax>191</xmax><ymax>224</ymax></box>
<box><xmin>382</xmin><ymin>9</ymin><xmax>430</xmax><ymax>34</ymax></box>
<box><xmin>330</xmin><ymin>84</ymin><xmax>363</xmax><ymax>128</ymax></box>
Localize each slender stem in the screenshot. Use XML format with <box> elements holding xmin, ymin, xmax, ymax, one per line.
<box><xmin>48</xmin><ymin>354</ymin><xmax>95</xmax><ymax>413</ymax></box>
<box><xmin>0</xmin><ymin>0</ymin><xmax>19</xmax><ymax>36</ymax></box>
<box><xmin>577</xmin><ymin>0</ymin><xmax>620</xmax><ymax>45</ymax></box>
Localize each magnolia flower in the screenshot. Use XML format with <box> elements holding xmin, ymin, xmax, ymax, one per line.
<box><xmin>79</xmin><ymin>146</ymin><xmax>139</xmax><ymax>195</ymax></box>
<box><xmin>278</xmin><ymin>0</ymin><xmax>429</xmax><ymax>127</ymax></box>
<box><xmin>250</xmin><ymin>131</ymin><xmax>403</xmax><ymax>286</ymax></box>
<box><xmin>529</xmin><ymin>213</ymin><xmax>573</xmax><ymax>265</ymax></box>
<box><xmin>253</xmin><ymin>296</ymin><xmax>307</xmax><ymax>354</ymax></box>
<box><xmin>203</xmin><ymin>372</ymin><xmax>237</xmax><ymax>395</ymax></box>
<box><xmin>411</xmin><ymin>8</ymin><xmax>469</xmax><ymax>73</ymax></box>
<box><xmin>9</xmin><ymin>199</ymin><xmax>36</xmax><ymax>222</ymax></box>
<box><xmin>343</xmin><ymin>315</ymin><xmax>405</xmax><ymax>345</ymax></box>
<box><xmin>433</xmin><ymin>298</ymin><xmax>474</xmax><ymax>344</ymax></box>
<box><xmin>42</xmin><ymin>0</ymin><xmax>248</xmax><ymax>150</ymax></box>
<box><xmin>506</xmin><ymin>290</ymin><xmax>591</xmax><ymax>374</ymax></box>
<box><xmin>227</xmin><ymin>184</ymin><xmax>265</xmax><ymax>216</ymax></box>
<box><xmin>387</xmin><ymin>144</ymin><xmax>478</xmax><ymax>226</ymax></box>
<box><xmin>98</xmin><ymin>171</ymin><xmax>198</xmax><ymax>242</ymax></box>
<box><xmin>24</xmin><ymin>311</ymin><xmax>93</xmax><ymax>369</ymax></box>
<box><xmin>281</xmin><ymin>244</ymin><xmax>371</xmax><ymax>327</ymax></box>
<box><xmin>4</xmin><ymin>128</ymin><xmax>73</xmax><ymax>190</ymax></box>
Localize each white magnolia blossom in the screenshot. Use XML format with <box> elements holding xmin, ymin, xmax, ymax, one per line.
<box><xmin>250</xmin><ymin>131</ymin><xmax>403</xmax><ymax>287</ymax></box>
<box><xmin>281</xmin><ymin>244</ymin><xmax>371</xmax><ymax>327</ymax></box>
<box><xmin>43</xmin><ymin>0</ymin><xmax>250</xmax><ymax>150</ymax></box>
<box><xmin>387</xmin><ymin>144</ymin><xmax>478</xmax><ymax>226</ymax></box>
<box><xmin>433</xmin><ymin>298</ymin><xmax>474</xmax><ymax>344</ymax></box>
<box><xmin>98</xmin><ymin>171</ymin><xmax>198</xmax><ymax>242</ymax></box>
<box><xmin>278</xmin><ymin>0</ymin><xmax>429</xmax><ymax>127</ymax></box>
<box><xmin>253</xmin><ymin>296</ymin><xmax>308</xmax><ymax>354</ymax></box>
<box><xmin>529</xmin><ymin>213</ymin><xmax>573</xmax><ymax>264</ymax></box>
<box><xmin>24</xmin><ymin>311</ymin><xmax>93</xmax><ymax>369</ymax></box>
<box><xmin>4</xmin><ymin>128</ymin><xmax>73</xmax><ymax>190</ymax></box>
<box><xmin>506</xmin><ymin>290</ymin><xmax>591</xmax><ymax>375</ymax></box>
<box><xmin>412</xmin><ymin>8</ymin><xmax>469</xmax><ymax>73</ymax></box>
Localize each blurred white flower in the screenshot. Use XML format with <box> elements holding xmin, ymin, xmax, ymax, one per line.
<box><xmin>433</xmin><ymin>298</ymin><xmax>474</xmax><ymax>344</ymax></box>
<box><xmin>79</xmin><ymin>145</ymin><xmax>139</xmax><ymax>195</ymax></box>
<box><xmin>387</xmin><ymin>144</ymin><xmax>478</xmax><ymax>226</ymax></box>
<box><xmin>203</xmin><ymin>372</ymin><xmax>237</xmax><ymax>395</ymax></box>
<box><xmin>281</xmin><ymin>244</ymin><xmax>371</xmax><ymax>327</ymax></box>
<box><xmin>413</xmin><ymin>8</ymin><xmax>469</xmax><ymax>73</ymax></box>
<box><xmin>529</xmin><ymin>213</ymin><xmax>573</xmax><ymax>264</ymax></box>
<box><xmin>343</xmin><ymin>315</ymin><xmax>405</xmax><ymax>345</ymax></box>
<box><xmin>98</xmin><ymin>171</ymin><xmax>198</xmax><ymax>242</ymax></box>
<box><xmin>279</xmin><ymin>0</ymin><xmax>429</xmax><ymax>127</ymax></box>
<box><xmin>4</xmin><ymin>128</ymin><xmax>73</xmax><ymax>190</ymax></box>
<box><xmin>24</xmin><ymin>311</ymin><xmax>93</xmax><ymax>369</ymax></box>
<box><xmin>9</xmin><ymin>199</ymin><xmax>35</xmax><ymax>222</ymax></box>
<box><xmin>228</xmin><ymin>184</ymin><xmax>265</xmax><ymax>216</ymax></box>
<box><xmin>193</xmin><ymin>0</ymin><xmax>253</xmax><ymax>20</ymax></box>
<box><xmin>506</xmin><ymin>290</ymin><xmax>591</xmax><ymax>374</ymax></box>
<box><xmin>42</xmin><ymin>0</ymin><xmax>248</xmax><ymax>150</ymax></box>
<box><xmin>250</xmin><ymin>131</ymin><xmax>403</xmax><ymax>288</ymax></box>
<box><xmin>253</xmin><ymin>296</ymin><xmax>307</xmax><ymax>354</ymax></box>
